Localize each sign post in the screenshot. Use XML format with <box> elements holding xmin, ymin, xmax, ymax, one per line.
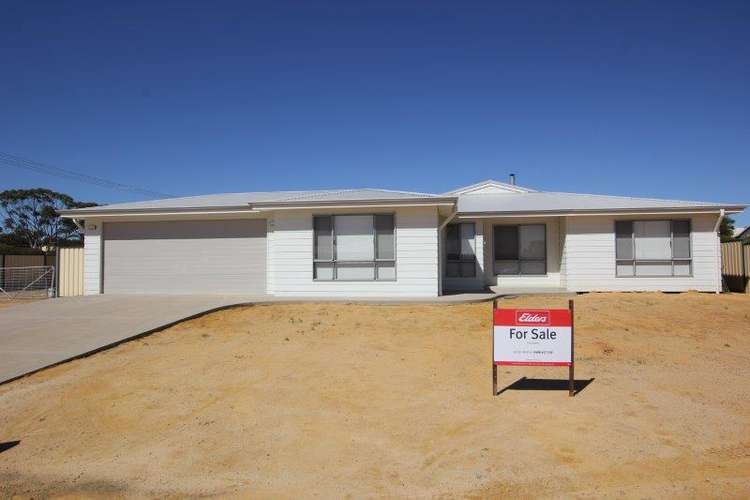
<box><xmin>492</xmin><ymin>299</ymin><xmax>576</xmax><ymax>397</ymax></box>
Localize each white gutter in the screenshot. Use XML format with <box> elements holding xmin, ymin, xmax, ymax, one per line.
<box><xmin>714</xmin><ymin>209</ymin><xmax>725</xmax><ymax>294</ymax></box>
<box><xmin>457</xmin><ymin>209</ymin><xmax>736</xmax><ymax>219</ymax></box>
<box><xmin>60</xmin><ymin>208</ymin><xmax>264</xmax><ymax>218</ymax></box>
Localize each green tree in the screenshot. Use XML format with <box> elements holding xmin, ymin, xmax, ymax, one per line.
<box><xmin>0</xmin><ymin>188</ymin><xmax>97</xmax><ymax>249</ymax></box>
<box><xmin>719</xmin><ymin>215</ymin><xmax>736</xmax><ymax>242</ymax></box>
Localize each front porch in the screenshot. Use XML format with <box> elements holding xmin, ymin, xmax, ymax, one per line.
<box><xmin>441</xmin><ymin>215</ymin><xmax>566</xmax><ymax>295</ymax></box>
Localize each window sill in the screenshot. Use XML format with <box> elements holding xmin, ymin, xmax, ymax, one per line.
<box><xmin>615</xmin><ymin>275</ymin><xmax>693</xmax><ymax>279</ymax></box>
<box><xmin>495</xmin><ymin>274</ymin><xmax>549</xmax><ymax>277</ymax></box>
<box><xmin>312</xmin><ymin>279</ymin><xmax>397</xmax><ymax>282</ymax></box>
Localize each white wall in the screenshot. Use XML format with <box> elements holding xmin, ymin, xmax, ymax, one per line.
<box><xmin>268</xmin><ymin>207</ymin><xmax>439</xmax><ymax>297</ymax></box>
<box><xmin>83</xmin><ymin>220</ymin><xmax>102</xmax><ymax>295</ymax></box>
<box><xmin>563</xmin><ymin>213</ymin><xmax>721</xmax><ymax>292</ymax></box>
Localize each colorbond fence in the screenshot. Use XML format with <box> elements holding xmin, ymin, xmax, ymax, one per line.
<box><xmin>0</xmin><ymin>254</ymin><xmax>55</xmax><ymax>268</ymax></box>
<box><xmin>57</xmin><ymin>247</ymin><xmax>85</xmax><ymax>297</ymax></box>
<box><xmin>1</xmin><ymin>249</ymin><xmax>85</xmax><ymax>298</ymax></box>
<box><xmin>721</xmin><ymin>241</ymin><xmax>750</xmax><ymax>293</ymax></box>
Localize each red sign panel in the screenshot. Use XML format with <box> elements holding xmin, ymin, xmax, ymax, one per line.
<box><xmin>495</xmin><ymin>308</ymin><xmax>572</xmax><ymax>328</ymax></box>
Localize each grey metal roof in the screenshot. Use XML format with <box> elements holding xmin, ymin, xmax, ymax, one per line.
<box><xmin>457</xmin><ymin>191</ymin><xmax>747</xmax><ymax>215</ymax></box>
<box><xmin>250</xmin><ymin>188</ymin><xmax>451</xmax><ymax>206</ymax></box>
<box><xmin>61</xmin><ymin>188</ymin><xmax>451</xmax><ymax>215</ymax></box>
<box><xmin>60</xmin><ymin>183</ymin><xmax>746</xmax><ymax>217</ymax></box>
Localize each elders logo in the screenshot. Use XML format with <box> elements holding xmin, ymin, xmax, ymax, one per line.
<box><xmin>515</xmin><ymin>310</ymin><xmax>550</xmax><ymax>325</ymax></box>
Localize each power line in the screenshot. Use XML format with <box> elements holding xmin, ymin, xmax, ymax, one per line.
<box><xmin>0</xmin><ymin>151</ymin><xmax>173</xmax><ymax>199</ymax></box>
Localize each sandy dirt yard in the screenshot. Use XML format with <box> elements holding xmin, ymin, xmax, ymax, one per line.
<box><xmin>1</xmin><ymin>292</ymin><xmax>749</xmax><ymax>498</ymax></box>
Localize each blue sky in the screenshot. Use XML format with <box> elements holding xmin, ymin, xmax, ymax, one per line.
<box><xmin>1</xmin><ymin>1</ymin><xmax>748</xmax><ymax>224</ymax></box>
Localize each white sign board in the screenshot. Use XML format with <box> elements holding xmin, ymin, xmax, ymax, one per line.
<box><xmin>493</xmin><ymin>309</ymin><xmax>573</xmax><ymax>366</ymax></box>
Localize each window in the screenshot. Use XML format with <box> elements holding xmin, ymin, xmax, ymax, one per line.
<box><xmin>445</xmin><ymin>223</ymin><xmax>476</xmax><ymax>278</ymax></box>
<box><xmin>313</xmin><ymin>214</ymin><xmax>395</xmax><ymax>281</ymax></box>
<box><xmin>615</xmin><ymin>219</ymin><xmax>691</xmax><ymax>277</ymax></box>
<box><xmin>493</xmin><ymin>224</ymin><xmax>546</xmax><ymax>275</ymax></box>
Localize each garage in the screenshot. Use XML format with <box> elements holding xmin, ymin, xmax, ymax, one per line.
<box><xmin>102</xmin><ymin>219</ymin><xmax>266</xmax><ymax>294</ymax></box>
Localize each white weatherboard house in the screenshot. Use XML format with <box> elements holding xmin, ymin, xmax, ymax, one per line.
<box><xmin>60</xmin><ymin>179</ymin><xmax>746</xmax><ymax>297</ymax></box>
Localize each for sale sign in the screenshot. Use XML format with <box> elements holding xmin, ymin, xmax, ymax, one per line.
<box><xmin>493</xmin><ymin>308</ymin><xmax>573</xmax><ymax>366</ymax></box>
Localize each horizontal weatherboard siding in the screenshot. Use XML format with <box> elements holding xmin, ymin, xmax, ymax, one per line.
<box><xmin>268</xmin><ymin>207</ymin><xmax>439</xmax><ymax>297</ymax></box>
<box><xmin>83</xmin><ymin>223</ymin><xmax>102</xmax><ymax>295</ymax></box>
<box><xmin>563</xmin><ymin>214</ymin><xmax>720</xmax><ymax>292</ymax></box>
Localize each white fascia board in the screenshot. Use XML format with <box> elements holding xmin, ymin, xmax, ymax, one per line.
<box><xmin>59</xmin><ymin>208</ymin><xmax>263</xmax><ymax>218</ymax></box>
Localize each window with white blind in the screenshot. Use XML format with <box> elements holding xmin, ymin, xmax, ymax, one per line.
<box><xmin>313</xmin><ymin>214</ymin><xmax>395</xmax><ymax>281</ymax></box>
<box><xmin>445</xmin><ymin>223</ymin><xmax>476</xmax><ymax>278</ymax></box>
<box><xmin>615</xmin><ymin>220</ymin><xmax>691</xmax><ymax>277</ymax></box>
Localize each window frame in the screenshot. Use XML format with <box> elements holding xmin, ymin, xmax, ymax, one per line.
<box><xmin>313</xmin><ymin>213</ymin><xmax>397</xmax><ymax>282</ymax></box>
<box><xmin>492</xmin><ymin>223</ymin><xmax>548</xmax><ymax>276</ymax></box>
<box><xmin>445</xmin><ymin>222</ymin><xmax>477</xmax><ymax>278</ymax></box>
<box><xmin>614</xmin><ymin>219</ymin><xmax>692</xmax><ymax>278</ymax></box>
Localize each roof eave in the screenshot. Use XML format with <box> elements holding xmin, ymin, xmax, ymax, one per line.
<box><xmin>59</xmin><ymin>197</ymin><xmax>459</xmax><ymax>217</ymax></box>
<box><xmin>58</xmin><ymin>205</ymin><xmax>261</xmax><ymax>218</ymax></box>
<box><xmin>457</xmin><ymin>205</ymin><xmax>746</xmax><ymax>218</ymax></box>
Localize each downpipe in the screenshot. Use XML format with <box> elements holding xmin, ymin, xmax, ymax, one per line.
<box><xmin>714</xmin><ymin>209</ymin><xmax>725</xmax><ymax>293</ymax></box>
<box><xmin>437</xmin><ymin>209</ymin><xmax>458</xmax><ymax>296</ymax></box>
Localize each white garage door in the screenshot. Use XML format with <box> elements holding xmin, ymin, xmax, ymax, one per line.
<box><xmin>103</xmin><ymin>220</ymin><xmax>266</xmax><ymax>294</ymax></box>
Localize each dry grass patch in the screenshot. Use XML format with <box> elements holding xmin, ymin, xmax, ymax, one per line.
<box><xmin>1</xmin><ymin>292</ymin><xmax>749</xmax><ymax>498</ymax></box>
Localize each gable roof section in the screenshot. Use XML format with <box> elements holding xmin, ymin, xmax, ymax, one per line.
<box><xmin>444</xmin><ymin>179</ymin><xmax>536</xmax><ymax>195</ymax></box>
<box><xmin>457</xmin><ymin>191</ymin><xmax>746</xmax><ymax>216</ymax></box>
<box><xmin>60</xmin><ymin>188</ymin><xmax>455</xmax><ymax>216</ymax></box>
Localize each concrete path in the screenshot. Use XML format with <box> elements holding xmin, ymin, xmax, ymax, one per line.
<box><xmin>0</xmin><ymin>292</ymin><xmax>496</xmax><ymax>384</ymax></box>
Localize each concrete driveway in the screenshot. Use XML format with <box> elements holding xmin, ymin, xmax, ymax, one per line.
<box><xmin>0</xmin><ymin>292</ymin><xmax>496</xmax><ymax>385</ymax></box>
<box><xmin>0</xmin><ymin>294</ymin><xmax>269</xmax><ymax>384</ymax></box>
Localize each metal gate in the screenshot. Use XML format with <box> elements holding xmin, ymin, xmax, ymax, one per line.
<box><xmin>0</xmin><ymin>266</ymin><xmax>56</xmax><ymax>300</ymax></box>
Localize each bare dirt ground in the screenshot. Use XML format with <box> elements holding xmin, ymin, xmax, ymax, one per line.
<box><xmin>1</xmin><ymin>292</ymin><xmax>749</xmax><ymax>498</ymax></box>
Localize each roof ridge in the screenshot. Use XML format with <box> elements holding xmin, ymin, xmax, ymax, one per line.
<box><xmin>362</xmin><ymin>187</ymin><xmax>441</xmax><ymax>197</ymax></box>
<box><xmin>275</xmin><ymin>187</ymin><xmax>443</xmax><ymax>202</ymax></box>
<box><xmin>276</xmin><ymin>188</ymin><xmax>362</xmax><ymax>202</ymax></box>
